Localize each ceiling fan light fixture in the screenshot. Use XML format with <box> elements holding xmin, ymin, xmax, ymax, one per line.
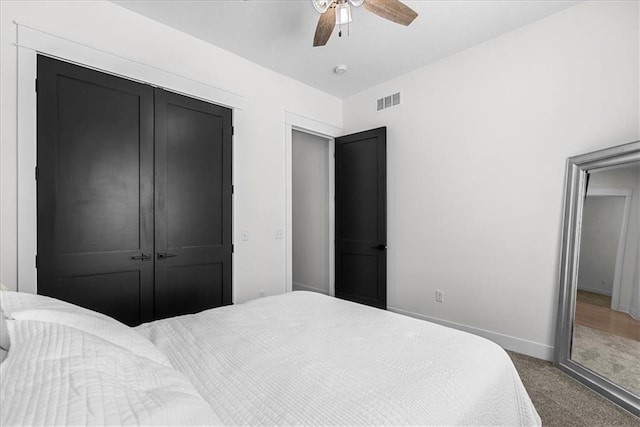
<box><xmin>335</xmin><ymin>2</ymin><xmax>352</xmax><ymax>25</ymax></box>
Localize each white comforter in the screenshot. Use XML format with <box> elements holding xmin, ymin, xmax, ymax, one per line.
<box><xmin>1</xmin><ymin>319</ymin><xmax>220</xmax><ymax>426</ymax></box>
<box><xmin>138</xmin><ymin>291</ymin><xmax>541</xmax><ymax>426</ymax></box>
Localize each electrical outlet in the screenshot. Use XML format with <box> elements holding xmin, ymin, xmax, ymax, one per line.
<box><xmin>436</xmin><ymin>290</ymin><xmax>444</xmax><ymax>303</ymax></box>
<box><xmin>275</xmin><ymin>229</ymin><xmax>284</xmax><ymax>239</ymax></box>
<box><xmin>241</xmin><ymin>229</ymin><xmax>249</xmax><ymax>241</ymax></box>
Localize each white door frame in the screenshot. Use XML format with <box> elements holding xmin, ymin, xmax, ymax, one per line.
<box><xmin>284</xmin><ymin>111</ymin><xmax>341</xmax><ymax>296</ymax></box>
<box><xmin>584</xmin><ymin>188</ymin><xmax>632</xmax><ymax>311</ymax></box>
<box><xmin>15</xmin><ymin>23</ymin><xmax>243</xmax><ymax>296</ymax></box>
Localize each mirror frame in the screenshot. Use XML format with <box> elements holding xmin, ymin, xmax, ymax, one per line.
<box><xmin>555</xmin><ymin>140</ymin><xmax>640</xmax><ymax>417</ymax></box>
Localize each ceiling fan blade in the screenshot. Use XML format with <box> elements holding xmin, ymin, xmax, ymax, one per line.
<box><xmin>313</xmin><ymin>2</ymin><xmax>336</xmax><ymax>47</ymax></box>
<box><xmin>363</xmin><ymin>0</ymin><xmax>418</xmax><ymax>26</ymax></box>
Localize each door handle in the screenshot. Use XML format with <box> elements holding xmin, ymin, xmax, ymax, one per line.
<box><xmin>157</xmin><ymin>252</ymin><xmax>177</xmax><ymax>260</ymax></box>
<box><xmin>371</xmin><ymin>244</ymin><xmax>387</xmax><ymax>250</ymax></box>
<box><xmin>130</xmin><ymin>253</ymin><xmax>151</xmax><ymax>261</ymax></box>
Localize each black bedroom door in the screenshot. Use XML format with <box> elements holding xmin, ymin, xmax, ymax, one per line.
<box><xmin>335</xmin><ymin>127</ymin><xmax>387</xmax><ymax>309</ymax></box>
<box><xmin>37</xmin><ymin>55</ymin><xmax>233</xmax><ymax>325</ymax></box>
<box><xmin>154</xmin><ymin>89</ymin><xmax>233</xmax><ymax>320</ymax></box>
<box><xmin>37</xmin><ymin>55</ymin><xmax>155</xmax><ymax>325</ymax></box>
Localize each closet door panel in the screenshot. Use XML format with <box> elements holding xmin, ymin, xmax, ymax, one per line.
<box><xmin>47</xmin><ymin>272</ymin><xmax>142</xmax><ymax>326</ymax></box>
<box><xmin>56</xmin><ymin>76</ymin><xmax>141</xmax><ymax>253</ymax></box>
<box><xmin>154</xmin><ymin>89</ymin><xmax>233</xmax><ymax>320</ymax></box>
<box><xmin>166</xmin><ymin>103</ymin><xmax>224</xmax><ymax>248</ymax></box>
<box><xmin>37</xmin><ymin>55</ymin><xmax>155</xmax><ymax>326</ymax></box>
<box><xmin>165</xmin><ymin>264</ymin><xmax>224</xmax><ymax>315</ymax></box>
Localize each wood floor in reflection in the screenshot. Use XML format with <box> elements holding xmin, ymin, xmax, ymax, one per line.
<box><xmin>575</xmin><ymin>300</ymin><xmax>640</xmax><ymax>341</ymax></box>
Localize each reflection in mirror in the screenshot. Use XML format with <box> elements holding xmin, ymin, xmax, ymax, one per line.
<box><xmin>571</xmin><ymin>161</ymin><xmax>640</xmax><ymax>396</ymax></box>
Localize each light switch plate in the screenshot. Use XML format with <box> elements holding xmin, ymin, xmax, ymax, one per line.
<box><xmin>275</xmin><ymin>229</ymin><xmax>284</xmax><ymax>239</ymax></box>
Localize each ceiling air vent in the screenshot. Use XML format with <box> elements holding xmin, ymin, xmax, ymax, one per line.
<box><xmin>376</xmin><ymin>92</ymin><xmax>401</xmax><ymax>111</ymax></box>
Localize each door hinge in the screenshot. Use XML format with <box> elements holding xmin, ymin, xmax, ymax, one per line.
<box><xmin>232</xmin><ymin>244</ymin><xmax>234</xmax><ymax>253</ymax></box>
<box><xmin>35</xmin><ymin>79</ymin><xmax>38</xmax><ymax>93</ymax></box>
<box><xmin>35</xmin><ymin>254</ymin><xmax>39</xmax><ymax>268</ymax></box>
<box><xmin>232</xmin><ymin>126</ymin><xmax>235</xmax><ymax>136</ymax></box>
<box><xmin>232</xmin><ymin>185</ymin><xmax>234</xmax><ymax>194</ymax></box>
<box><xmin>35</xmin><ymin>166</ymin><xmax>39</xmax><ymax>181</ymax></box>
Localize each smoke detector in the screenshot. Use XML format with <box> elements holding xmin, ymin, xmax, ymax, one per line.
<box><xmin>334</xmin><ymin>64</ymin><xmax>348</xmax><ymax>75</ymax></box>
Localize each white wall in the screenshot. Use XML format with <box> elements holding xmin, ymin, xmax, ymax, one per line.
<box><xmin>342</xmin><ymin>1</ymin><xmax>639</xmax><ymax>359</ymax></box>
<box><xmin>292</xmin><ymin>130</ymin><xmax>330</xmax><ymax>295</ymax></box>
<box><xmin>577</xmin><ymin>196</ymin><xmax>625</xmax><ymax>295</ymax></box>
<box><xmin>0</xmin><ymin>1</ymin><xmax>342</xmax><ymax>302</ymax></box>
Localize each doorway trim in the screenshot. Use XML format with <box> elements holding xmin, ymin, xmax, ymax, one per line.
<box><xmin>284</xmin><ymin>111</ymin><xmax>341</xmax><ymax>296</ymax></box>
<box><xmin>584</xmin><ymin>188</ymin><xmax>632</xmax><ymax>312</ymax></box>
<box><xmin>15</xmin><ymin>23</ymin><xmax>242</xmax><ymax>297</ymax></box>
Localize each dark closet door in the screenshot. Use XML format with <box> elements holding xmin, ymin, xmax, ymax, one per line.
<box><xmin>154</xmin><ymin>89</ymin><xmax>233</xmax><ymax>319</ymax></box>
<box><xmin>37</xmin><ymin>55</ymin><xmax>155</xmax><ymax>326</ymax></box>
<box><xmin>335</xmin><ymin>127</ymin><xmax>387</xmax><ymax>309</ymax></box>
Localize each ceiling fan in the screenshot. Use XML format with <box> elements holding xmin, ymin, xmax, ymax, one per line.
<box><xmin>312</xmin><ymin>0</ymin><xmax>418</xmax><ymax>47</ymax></box>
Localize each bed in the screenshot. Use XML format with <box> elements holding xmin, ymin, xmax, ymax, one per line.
<box><xmin>0</xmin><ymin>290</ymin><xmax>541</xmax><ymax>426</ymax></box>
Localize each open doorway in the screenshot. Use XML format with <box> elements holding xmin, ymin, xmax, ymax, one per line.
<box><xmin>577</xmin><ymin>194</ymin><xmax>626</xmax><ymax>309</ymax></box>
<box><xmin>284</xmin><ymin>114</ymin><xmax>387</xmax><ymax>308</ymax></box>
<box><xmin>291</xmin><ymin>130</ymin><xmax>334</xmax><ymax>296</ymax></box>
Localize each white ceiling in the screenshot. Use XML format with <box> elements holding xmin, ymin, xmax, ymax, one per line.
<box><xmin>114</xmin><ymin>0</ymin><xmax>581</xmax><ymax>99</ymax></box>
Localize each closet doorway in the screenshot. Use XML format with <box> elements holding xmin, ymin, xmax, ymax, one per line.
<box><xmin>292</xmin><ymin>130</ymin><xmax>334</xmax><ymax>296</ymax></box>
<box><xmin>37</xmin><ymin>55</ymin><xmax>233</xmax><ymax>325</ymax></box>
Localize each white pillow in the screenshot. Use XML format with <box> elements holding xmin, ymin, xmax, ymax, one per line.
<box><xmin>0</xmin><ymin>290</ymin><xmax>113</xmax><ymax>320</ymax></box>
<box><xmin>0</xmin><ymin>291</ymin><xmax>170</xmax><ymax>367</ymax></box>
<box><xmin>11</xmin><ymin>309</ymin><xmax>171</xmax><ymax>367</ymax></box>
<box><xmin>0</xmin><ymin>320</ymin><xmax>222</xmax><ymax>426</ymax></box>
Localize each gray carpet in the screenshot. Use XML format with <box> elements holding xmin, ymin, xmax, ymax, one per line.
<box><xmin>508</xmin><ymin>351</ymin><xmax>640</xmax><ymax>426</ymax></box>
<box><xmin>572</xmin><ymin>325</ymin><xmax>640</xmax><ymax>396</ymax></box>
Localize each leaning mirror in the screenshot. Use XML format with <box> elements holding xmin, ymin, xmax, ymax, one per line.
<box><xmin>555</xmin><ymin>141</ymin><xmax>640</xmax><ymax>417</ymax></box>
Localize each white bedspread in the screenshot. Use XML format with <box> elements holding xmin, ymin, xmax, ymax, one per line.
<box><xmin>137</xmin><ymin>291</ymin><xmax>541</xmax><ymax>426</ymax></box>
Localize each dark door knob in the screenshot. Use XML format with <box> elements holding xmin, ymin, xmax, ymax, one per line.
<box><xmin>157</xmin><ymin>252</ymin><xmax>177</xmax><ymax>260</ymax></box>
<box><xmin>130</xmin><ymin>253</ymin><xmax>151</xmax><ymax>261</ymax></box>
<box><xmin>371</xmin><ymin>244</ymin><xmax>387</xmax><ymax>250</ymax></box>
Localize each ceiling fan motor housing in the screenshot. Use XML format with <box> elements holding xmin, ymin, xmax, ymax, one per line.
<box><xmin>313</xmin><ymin>0</ymin><xmax>364</xmax><ymax>14</ymax></box>
<box><xmin>312</xmin><ymin>0</ymin><xmax>331</xmax><ymax>14</ymax></box>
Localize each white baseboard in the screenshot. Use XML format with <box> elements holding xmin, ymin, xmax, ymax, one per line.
<box><xmin>292</xmin><ymin>282</ymin><xmax>329</xmax><ymax>295</ymax></box>
<box><xmin>617</xmin><ymin>305</ymin><xmax>640</xmax><ymax>321</ymax></box>
<box><xmin>388</xmin><ymin>307</ymin><xmax>554</xmax><ymax>361</ymax></box>
<box><xmin>618</xmin><ymin>304</ymin><xmax>630</xmax><ymax>314</ymax></box>
<box><xmin>577</xmin><ymin>286</ymin><xmax>612</xmax><ymax>296</ymax></box>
